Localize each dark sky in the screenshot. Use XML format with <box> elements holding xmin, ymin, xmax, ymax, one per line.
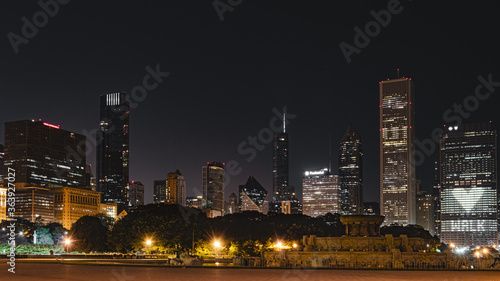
<box><xmin>1</xmin><ymin>1</ymin><xmax>499</xmax><ymax>205</ymax></box>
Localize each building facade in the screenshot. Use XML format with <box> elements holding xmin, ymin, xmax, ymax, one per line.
<box><xmin>129</xmin><ymin>181</ymin><xmax>145</xmax><ymax>206</ymax></box>
<box><xmin>153</xmin><ymin>179</ymin><xmax>166</xmax><ymax>204</ymax></box>
<box><xmin>379</xmin><ymin>77</ymin><xmax>416</xmax><ymax>225</ymax></box>
<box><xmin>440</xmin><ymin>122</ymin><xmax>498</xmax><ymax>247</ymax></box>
<box><xmin>186</xmin><ymin>195</ymin><xmax>203</xmax><ymax>209</ymax></box>
<box><xmin>302</xmin><ymin>169</ymin><xmax>340</xmax><ymax>217</ymax></box>
<box><xmin>0</xmin><ymin>144</ymin><xmax>4</xmax><ymax>186</ymax></box>
<box><xmin>9</xmin><ymin>184</ymin><xmax>54</xmax><ymax>224</ymax></box>
<box><xmin>339</xmin><ymin>126</ymin><xmax>363</xmax><ymax>215</ymax></box>
<box><xmin>166</xmin><ymin>170</ymin><xmax>186</xmax><ymax>206</ymax></box>
<box><xmin>416</xmin><ymin>190</ymin><xmax>435</xmax><ymax>235</ymax></box>
<box><xmin>97</xmin><ymin>92</ymin><xmax>130</xmax><ymax>212</ymax></box>
<box><xmin>53</xmin><ymin>186</ymin><xmax>101</xmax><ymax>229</ymax></box>
<box><xmin>0</xmin><ymin>187</ymin><xmax>6</xmax><ymax>221</ymax></box>
<box><xmin>3</xmin><ymin>120</ymin><xmax>87</xmax><ymax>188</ymax></box>
<box><xmin>363</xmin><ymin>202</ymin><xmax>380</xmax><ymax>215</ymax></box>
<box><xmin>202</xmin><ymin>162</ymin><xmax>225</xmax><ymax>215</ymax></box>
<box><xmin>228</xmin><ymin>192</ymin><xmax>239</xmax><ymax>214</ymax></box>
<box><xmin>270</xmin><ymin>113</ymin><xmax>295</xmax><ymax>213</ymax></box>
<box><xmin>239</xmin><ymin>176</ymin><xmax>269</xmax><ymax>214</ymax></box>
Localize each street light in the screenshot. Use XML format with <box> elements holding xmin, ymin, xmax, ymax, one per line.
<box><xmin>64</xmin><ymin>238</ymin><xmax>71</xmax><ymax>254</ymax></box>
<box><xmin>276</xmin><ymin>241</ymin><xmax>283</xmax><ymax>250</ymax></box>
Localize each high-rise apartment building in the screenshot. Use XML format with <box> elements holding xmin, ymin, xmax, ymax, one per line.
<box><xmin>379</xmin><ymin>77</ymin><xmax>416</xmax><ymax>225</ymax></box>
<box><xmin>432</xmin><ymin>161</ymin><xmax>441</xmax><ymax>238</ymax></box>
<box><xmin>0</xmin><ymin>144</ymin><xmax>4</xmax><ymax>186</ymax></box>
<box><xmin>97</xmin><ymin>92</ymin><xmax>130</xmax><ymax>211</ymax></box>
<box><xmin>339</xmin><ymin>126</ymin><xmax>363</xmax><ymax>215</ymax></box>
<box><xmin>228</xmin><ymin>192</ymin><xmax>239</xmax><ymax>214</ymax></box>
<box><xmin>440</xmin><ymin>122</ymin><xmax>498</xmax><ymax>247</ymax></box>
<box><xmin>302</xmin><ymin>169</ymin><xmax>340</xmax><ymax>217</ymax></box>
<box><xmin>239</xmin><ymin>176</ymin><xmax>269</xmax><ymax>214</ymax></box>
<box><xmin>202</xmin><ymin>162</ymin><xmax>225</xmax><ymax>216</ymax></box>
<box><xmin>3</xmin><ymin>120</ymin><xmax>87</xmax><ymax>188</ymax></box>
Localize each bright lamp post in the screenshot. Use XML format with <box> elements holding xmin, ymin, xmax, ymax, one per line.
<box><xmin>213</xmin><ymin>240</ymin><xmax>221</xmax><ymax>260</ymax></box>
<box><xmin>64</xmin><ymin>238</ymin><xmax>71</xmax><ymax>254</ymax></box>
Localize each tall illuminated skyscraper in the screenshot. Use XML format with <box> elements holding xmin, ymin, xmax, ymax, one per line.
<box><xmin>270</xmin><ymin>113</ymin><xmax>294</xmax><ymax>213</ymax></box>
<box><xmin>302</xmin><ymin>168</ymin><xmax>339</xmax><ymax>217</ymax></box>
<box><xmin>379</xmin><ymin>77</ymin><xmax>416</xmax><ymax>225</ymax></box>
<box><xmin>202</xmin><ymin>162</ymin><xmax>225</xmax><ymax>217</ymax></box>
<box><xmin>0</xmin><ymin>144</ymin><xmax>4</xmax><ymax>187</ymax></box>
<box><xmin>129</xmin><ymin>181</ymin><xmax>145</xmax><ymax>206</ymax></box>
<box><xmin>339</xmin><ymin>126</ymin><xmax>363</xmax><ymax>215</ymax></box>
<box><xmin>97</xmin><ymin>92</ymin><xmax>130</xmax><ymax>212</ymax></box>
<box><xmin>440</xmin><ymin>122</ymin><xmax>497</xmax><ymax>247</ymax></box>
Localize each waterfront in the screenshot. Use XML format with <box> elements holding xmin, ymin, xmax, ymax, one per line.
<box><xmin>2</xmin><ymin>263</ymin><xmax>500</xmax><ymax>281</ymax></box>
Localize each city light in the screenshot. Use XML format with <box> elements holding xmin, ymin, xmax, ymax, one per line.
<box><xmin>293</xmin><ymin>243</ymin><xmax>298</xmax><ymax>248</ymax></box>
<box><xmin>65</xmin><ymin>238</ymin><xmax>71</xmax><ymax>245</ymax></box>
<box><xmin>146</xmin><ymin>239</ymin><xmax>152</xmax><ymax>246</ymax></box>
<box><xmin>213</xmin><ymin>240</ymin><xmax>221</xmax><ymax>248</ymax></box>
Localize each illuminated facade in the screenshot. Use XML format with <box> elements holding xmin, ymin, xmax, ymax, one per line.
<box><xmin>302</xmin><ymin>169</ymin><xmax>339</xmax><ymax>217</ymax></box>
<box><xmin>416</xmin><ymin>190</ymin><xmax>435</xmax><ymax>235</ymax></box>
<box><xmin>440</xmin><ymin>123</ymin><xmax>498</xmax><ymax>247</ymax></box>
<box><xmin>379</xmin><ymin>78</ymin><xmax>416</xmax><ymax>225</ymax></box>
<box><xmin>99</xmin><ymin>202</ymin><xmax>118</xmax><ymax>220</ymax></box>
<box><xmin>0</xmin><ymin>187</ymin><xmax>7</xmax><ymax>222</ymax></box>
<box><xmin>3</xmin><ymin>120</ymin><xmax>87</xmax><ymax>188</ymax></box>
<box><xmin>10</xmin><ymin>184</ymin><xmax>54</xmax><ymax>223</ymax></box>
<box><xmin>53</xmin><ymin>186</ymin><xmax>101</xmax><ymax>229</ymax></box>
<box><xmin>128</xmin><ymin>181</ymin><xmax>145</xmax><ymax>206</ymax></box>
<box><xmin>186</xmin><ymin>195</ymin><xmax>203</xmax><ymax>209</ymax></box>
<box><xmin>202</xmin><ymin>162</ymin><xmax>225</xmax><ymax>215</ymax></box>
<box><xmin>166</xmin><ymin>170</ymin><xmax>186</xmax><ymax>206</ymax></box>
<box><xmin>239</xmin><ymin>176</ymin><xmax>269</xmax><ymax>214</ymax></box>
<box><xmin>339</xmin><ymin>126</ymin><xmax>363</xmax><ymax>215</ymax></box>
<box><xmin>97</xmin><ymin>92</ymin><xmax>130</xmax><ymax>212</ymax></box>
<box><xmin>432</xmin><ymin>161</ymin><xmax>442</xmax><ymax>238</ymax></box>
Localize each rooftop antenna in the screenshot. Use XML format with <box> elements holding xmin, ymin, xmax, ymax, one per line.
<box><xmin>397</xmin><ymin>68</ymin><xmax>400</xmax><ymax>79</ymax></box>
<box><xmin>283</xmin><ymin>112</ymin><xmax>286</xmax><ymax>133</ymax></box>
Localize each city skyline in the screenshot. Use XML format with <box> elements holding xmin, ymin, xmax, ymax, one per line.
<box><xmin>1</xmin><ymin>1</ymin><xmax>500</xmax><ymax>206</ymax></box>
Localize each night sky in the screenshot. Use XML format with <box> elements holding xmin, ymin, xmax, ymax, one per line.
<box><xmin>1</xmin><ymin>1</ymin><xmax>499</xmax><ymax>205</ymax></box>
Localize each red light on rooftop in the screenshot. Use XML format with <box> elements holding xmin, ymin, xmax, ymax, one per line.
<box><xmin>131</xmin><ymin>180</ymin><xmax>135</xmax><ymax>184</ymax></box>
<box><xmin>43</xmin><ymin>122</ymin><xmax>60</xmax><ymax>129</ymax></box>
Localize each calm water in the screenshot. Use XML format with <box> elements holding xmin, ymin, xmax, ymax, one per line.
<box><xmin>3</xmin><ymin>263</ymin><xmax>500</xmax><ymax>281</ymax></box>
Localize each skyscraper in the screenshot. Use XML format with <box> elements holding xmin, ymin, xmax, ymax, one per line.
<box><xmin>239</xmin><ymin>176</ymin><xmax>269</xmax><ymax>214</ymax></box>
<box><xmin>440</xmin><ymin>122</ymin><xmax>498</xmax><ymax>247</ymax></box>
<box><xmin>379</xmin><ymin>77</ymin><xmax>416</xmax><ymax>225</ymax></box>
<box><xmin>129</xmin><ymin>181</ymin><xmax>145</xmax><ymax>206</ymax></box>
<box><xmin>202</xmin><ymin>162</ymin><xmax>225</xmax><ymax>217</ymax></box>
<box><xmin>302</xmin><ymin>168</ymin><xmax>340</xmax><ymax>217</ymax></box>
<box><xmin>270</xmin><ymin>113</ymin><xmax>294</xmax><ymax>213</ymax></box>
<box><xmin>0</xmin><ymin>144</ymin><xmax>4</xmax><ymax>187</ymax></box>
<box><xmin>97</xmin><ymin>92</ymin><xmax>130</xmax><ymax>212</ymax></box>
<box><xmin>153</xmin><ymin>179</ymin><xmax>167</xmax><ymax>204</ymax></box>
<box><xmin>432</xmin><ymin>161</ymin><xmax>441</xmax><ymax>238</ymax></box>
<box><xmin>166</xmin><ymin>169</ymin><xmax>186</xmax><ymax>206</ymax></box>
<box><xmin>3</xmin><ymin>120</ymin><xmax>87</xmax><ymax>188</ymax></box>
<box><xmin>339</xmin><ymin>126</ymin><xmax>363</xmax><ymax>215</ymax></box>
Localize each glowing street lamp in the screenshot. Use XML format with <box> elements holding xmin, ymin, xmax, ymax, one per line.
<box><xmin>474</xmin><ymin>251</ymin><xmax>480</xmax><ymax>258</ymax></box>
<box><xmin>213</xmin><ymin>240</ymin><xmax>222</xmax><ymax>260</ymax></box>
<box><xmin>276</xmin><ymin>241</ymin><xmax>283</xmax><ymax>250</ymax></box>
<box><xmin>146</xmin><ymin>240</ymin><xmax>152</xmax><ymax>246</ymax></box>
<box><xmin>292</xmin><ymin>243</ymin><xmax>298</xmax><ymax>249</ymax></box>
<box><xmin>482</xmin><ymin>248</ymin><xmax>489</xmax><ymax>254</ymax></box>
<box><xmin>64</xmin><ymin>238</ymin><xmax>71</xmax><ymax>254</ymax></box>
